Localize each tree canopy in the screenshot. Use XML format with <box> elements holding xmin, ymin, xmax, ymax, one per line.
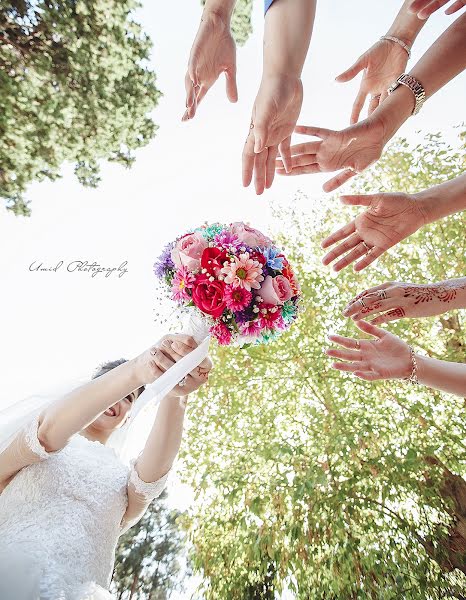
<box><xmin>0</xmin><ymin>0</ymin><xmax>161</xmax><ymax>215</ymax></box>
<box><xmin>179</xmin><ymin>128</ymin><xmax>466</xmax><ymax>599</ymax></box>
<box><xmin>201</xmin><ymin>0</ymin><xmax>253</xmax><ymax>45</ymax></box>
<box><xmin>112</xmin><ymin>490</ymin><xmax>188</xmax><ymax>600</ymax></box>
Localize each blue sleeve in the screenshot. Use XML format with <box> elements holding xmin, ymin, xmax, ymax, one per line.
<box><xmin>264</xmin><ymin>0</ymin><xmax>275</xmax><ymax>15</ymax></box>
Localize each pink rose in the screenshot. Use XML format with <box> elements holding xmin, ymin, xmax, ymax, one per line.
<box><xmin>171</xmin><ymin>232</ymin><xmax>208</xmax><ymax>271</ymax></box>
<box><xmin>259</xmin><ymin>275</ymin><xmax>293</xmax><ymax>305</ymax></box>
<box><xmin>230</xmin><ymin>222</ymin><xmax>272</xmax><ymax>248</ymax></box>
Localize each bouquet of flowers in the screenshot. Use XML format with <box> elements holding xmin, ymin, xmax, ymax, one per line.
<box><xmin>154</xmin><ymin>222</ymin><xmax>301</xmax><ymax>347</ymax></box>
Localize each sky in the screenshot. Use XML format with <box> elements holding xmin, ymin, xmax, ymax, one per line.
<box><xmin>0</xmin><ymin>1</ymin><xmax>465</xmax><ymax>596</ymax></box>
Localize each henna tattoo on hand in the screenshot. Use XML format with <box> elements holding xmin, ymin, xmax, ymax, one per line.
<box><xmin>197</xmin><ymin>366</ymin><xmax>210</xmax><ymax>379</ymax></box>
<box><xmin>403</xmin><ymin>280</ymin><xmax>466</xmax><ymax>305</ymax></box>
<box><xmin>385</xmin><ymin>307</ymin><xmax>406</xmax><ymax>319</ymax></box>
<box><xmin>361</xmin><ymin>301</ymin><xmax>382</xmax><ymax>314</ymax></box>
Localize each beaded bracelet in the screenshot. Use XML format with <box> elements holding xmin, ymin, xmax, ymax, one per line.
<box><xmin>380</xmin><ymin>35</ymin><xmax>411</xmax><ymax>58</ymax></box>
<box><xmin>404</xmin><ymin>346</ymin><xmax>419</xmax><ymax>385</ymax></box>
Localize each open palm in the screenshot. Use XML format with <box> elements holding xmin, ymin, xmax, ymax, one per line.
<box><xmin>277</xmin><ymin>117</ymin><xmax>387</xmax><ymax>192</ymax></box>
<box><xmin>321</xmin><ymin>192</ymin><xmax>425</xmax><ymax>272</ymax></box>
<box><xmin>327</xmin><ymin>320</ymin><xmax>412</xmax><ymax>381</ymax></box>
<box><xmin>243</xmin><ymin>74</ymin><xmax>303</xmax><ymax>194</ymax></box>
<box><xmin>336</xmin><ymin>39</ymin><xmax>409</xmax><ymax>123</ymax></box>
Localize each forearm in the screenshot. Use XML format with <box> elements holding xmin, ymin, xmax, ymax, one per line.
<box><xmin>410</xmin><ymin>13</ymin><xmax>466</xmax><ymax>97</ymax></box>
<box><xmin>39</xmin><ymin>360</ymin><xmax>141</xmax><ymax>451</ymax></box>
<box><xmin>263</xmin><ymin>0</ymin><xmax>315</xmax><ymax>78</ymax></box>
<box><xmin>386</xmin><ymin>0</ymin><xmax>427</xmax><ymax>45</ymax></box>
<box><xmin>413</xmin><ymin>173</ymin><xmax>466</xmax><ymax>224</ymax></box>
<box><xmin>415</xmin><ymin>355</ymin><xmax>466</xmax><ymax>396</ymax></box>
<box><xmin>202</xmin><ymin>0</ymin><xmax>236</xmax><ymax>21</ymax></box>
<box><xmin>136</xmin><ymin>394</ymin><xmax>186</xmax><ymax>483</ymax></box>
<box><xmin>435</xmin><ymin>277</ymin><xmax>466</xmax><ymax>311</ymax></box>
<box><xmin>376</xmin><ymin>14</ymin><xmax>466</xmax><ymax>144</ymax></box>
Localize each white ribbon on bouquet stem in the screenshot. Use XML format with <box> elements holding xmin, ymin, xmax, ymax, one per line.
<box><xmin>108</xmin><ymin>314</ymin><xmax>211</xmax><ymax>462</ymax></box>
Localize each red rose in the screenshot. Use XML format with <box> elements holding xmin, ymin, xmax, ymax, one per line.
<box><xmin>201</xmin><ymin>247</ymin><xmax>228</xmax><ymax>276</ymax></box>
<box><xmin>192</xmin><ymin>275</ymin><xmax>227</xmax><ymax>318</ymax></box>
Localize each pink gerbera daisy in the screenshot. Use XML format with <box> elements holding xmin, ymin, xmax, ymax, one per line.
<box><xmin>258</xmin><ymin>303</ymin><xmax>282</xmax><ymax>328</ymax></box>
<box><xmin>239</xmin><ymin>319</ymin><xmax>263</xmax><ymax>337</ymax></box>
<box><xmin>171</xmin><ymin>266</ymin><xmax>195</xmax><ymax>302</ymax></box>
<box><xmin>220</xmin><ymin>252</ymin><xmax>264</xmax><ymax>291</ymax></box>
<box><xmin>224</xmin><ymin>286</ymin><xmax>252</xmax><ymax>311</ymax></box>
<box><xmin>210</xmin><ymin>322</ymin><xmax>232</xmax><ymax>345</ymax></box>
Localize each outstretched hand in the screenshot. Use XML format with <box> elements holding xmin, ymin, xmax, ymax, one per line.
<box><xmin>342</xmin><ymin>280</ymin><xmax>463</xmax><ymax>325</ymax></box>
<box><xmin>336</xmin><ymin>39</ymin><xmax>409</xmax><ymax>124</ymax></box>
<box><xmin>276</xmin><ymin>117</ymin><xmax>387</xmax><ymax>192</ymax></box>
<box><xmin>183</xmin><ymin>11</ymin><xmax>237</xmax><ymax>121</ymax></box>
<box><xmin>409</xmin><ymin>0</ymin><xmax>466</xmax><ymax>19</ymax></box>
<box><xmin>320</xmin><ymin>192</ymin><xmax>425</xmax><ymax>272</ymax></box>
<box><xmin>326</xmin><ymin>320</ymin><xmax>412</xmax><ymax>381</ymax></box>
<box><xmin>243</xmin><ymin>74</ymin><xmax>303</xmax><ymax>195</ymax></box>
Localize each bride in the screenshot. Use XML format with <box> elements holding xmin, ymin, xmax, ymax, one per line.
<box><xmin>0</xmin><ymin>334</ymin><xmax>212</xmax><ymax>600</ymax></box>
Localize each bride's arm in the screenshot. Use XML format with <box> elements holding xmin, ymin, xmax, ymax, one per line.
<box><xmin>121</xmin><ymin>339</ymin><xmax>212</xmax><ymax>532</ymax></box>
<box><xmin>37</xmin><ymin>357</ymin><xmax>149</xmax><ymax>452</ymax></box>
<box><xmin>0</xmin><ymin>343</ymin><xmax>163</xmax><ymax>489</ymax></box>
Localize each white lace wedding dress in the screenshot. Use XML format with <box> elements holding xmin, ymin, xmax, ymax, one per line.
<box><xmin>0</xmin><ymin>416</ymin><xmax>168</xmax><ymax>600</ymax></box>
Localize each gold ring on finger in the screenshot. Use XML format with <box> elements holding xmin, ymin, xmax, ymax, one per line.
<box><xmin>361</xmin><ymin>241</ymin><xmax>372</xmax><ymax>253</ymax></box>
<box><xmin>355</xmin><ymin>340</ymin><xmax>361</xmax><ymax>350</ymax></box>
<box><xmin>358</xmin><ymin>298</ymin><xmax>366</xmax><ymax>308</ymax></box>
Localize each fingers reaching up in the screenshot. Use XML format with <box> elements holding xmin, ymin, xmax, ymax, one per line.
<box><xmin>183</xmin><ymin>12</ymin><xmax>237</xmax><ymax>121</ymax></box>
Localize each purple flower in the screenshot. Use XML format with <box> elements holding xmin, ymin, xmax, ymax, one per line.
<box><xmin>235</xmin><ymin>306</ymin><xmax>256</xmax><ymax>324</ymax></box>
<box><xmin>154</xmin><ymin>242</ymin><xmax>175</xmax><ymax>278</ymax></box>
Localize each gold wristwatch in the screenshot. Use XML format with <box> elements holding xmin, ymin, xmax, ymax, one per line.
<box><xmin>387</xmin><ymin>73</ymin><xmax>426</xmax><ymax>116</ymax></box>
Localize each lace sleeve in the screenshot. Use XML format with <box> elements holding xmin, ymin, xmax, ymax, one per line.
<box><xmin>23</xmin><ymin>414</ymin><xmax>59</xmax><ymax>460</ymax></box>
<box><xmin>120</xmin><ymin>462</ymin><xmax>170</xmax><ymax>534</ymax></box>
<box><xmin>0</xmin><ymin>414</ymin><xmax>61</xmax><ymax>492</ymax></box>
<box><xmin>128</xmin><ymin>461</ymin><xmax>169</xmax><ymax>501</ymax></box>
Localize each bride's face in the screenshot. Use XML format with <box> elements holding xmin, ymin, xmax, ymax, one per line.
<box><xmin>91</xmin><ymin>391</ymin><xmax>137</xmax><ymax>432</ymax></box>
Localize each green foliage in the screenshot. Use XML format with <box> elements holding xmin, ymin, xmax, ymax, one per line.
<box><xmin>111</xmin><ymin>490</ymin><xmax>188</xmax><ymax>600</ymax></box>
<box><xmin>179</xmin><ymin>129</ymin><xmax>466</xmax><ymax>599</ymax></box>
<box><xmin>0</xmin><ymin>0</ymin><xmax>161</xmax><ymax>215</ymax></box>
<box><xmin>201</xmin><ymin>0</ymin><xmax>253</xmax><ymax>45</ymax></box>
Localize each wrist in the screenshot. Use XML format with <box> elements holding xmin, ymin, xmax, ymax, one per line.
<box><xmin>164</xmin><ymin>392</ymin><xmax>188</xmax><ymax>405</ymax></box>
<box><xmin>413</xmin><ymin>354</ymin><xmax>427</xmax><ymax>385</ymax></box>
<box><xmin>127</xmin><ymin>357</ymin><xmax>146</xmax><ymax>390</ymax></box>
<box><xmin>203</xmin><ymin>2</ymin><xmax>234</xmax><ymax>24</ymax></box>
<box><xmin>411</xmin><ymin>188</ymin><xmax>437</xmax><ymax>226</ymax></box>
<box><xmin>261</xmin><ymin>68</ymin><xmax>302</xmax><ymax>85</ymax></box>
<box><xmin>373</xmin><ymin>85</ymin><xmax>412</xmax><ymax>144</ymax></box>
<box><xmin>401</xmin><ymin>346</ymin><xmax>419</xmax><ymax>382</ymax></box>
<box><xmin>387</xmin><ymin>5</ymin><xmax>426</xmax><ymax>46</ymax></box>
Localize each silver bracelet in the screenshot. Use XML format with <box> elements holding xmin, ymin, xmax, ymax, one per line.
<box><xmin>380</xmin><ymin>35</ymin><xmax>411</xmax><ymax>58</ymax></box>
<box><xmin>404</xmin><ymin>346</ymin><xmax>419</xmax><ymax>385</ymax></box>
